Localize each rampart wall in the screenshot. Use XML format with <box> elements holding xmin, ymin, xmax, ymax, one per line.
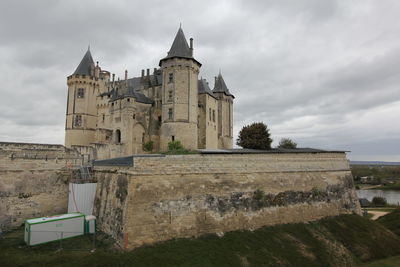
<box><xmin>93</xmin><ymin>152</ymin><xmax>361</xmax><ymax>250</ymax></box>
<box><xmin>0</xmin><ymin>142</ymin><xmax>82</xmax><ymax>232</ymax></box>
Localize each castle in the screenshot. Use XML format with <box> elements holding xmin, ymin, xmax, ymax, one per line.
<box><xmin>65</xmin><ymin>27</ymin><xmax>234</xmax><ymax>159</ymax></box>
<box><xmin>1</xmin><ymin>28</ymin><xmax>361</xmax><ymax>247</ymax></box>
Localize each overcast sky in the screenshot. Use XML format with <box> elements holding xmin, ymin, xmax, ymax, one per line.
<box><xmin>0</xmin><ymin>0</ymin><xmax>399</xmax><ymax>161</ymax></box>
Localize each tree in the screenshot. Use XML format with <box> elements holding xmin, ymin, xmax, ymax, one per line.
<box><xmin>372</xmin><ymin>196</ymin><xmax>387</xmax><ymax>206</ymax></box>
<box><xmin>236</xmin><ymin>122</ymin><xmax>272</xmax><ymax>150</ymax></box>
<box><xmin>277</xmin><ymin>138</ymin><xmax>297</xmax><ymax>149</ymax></box>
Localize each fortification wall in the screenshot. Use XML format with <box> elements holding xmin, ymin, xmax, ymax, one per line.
<box><xmin>0</xmin><ymin>142</ymin><xmax>82</xmax><ymax>232</ymax></box>
<box><xmin>93</xmin><ymin>152</ymin><xmax>361</xmax><ymax>249</ymax></box>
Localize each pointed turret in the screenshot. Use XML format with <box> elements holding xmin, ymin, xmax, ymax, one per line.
<box><xmin>198</xmin><ymin>78</ymin><xmax>215</xmax><ymax>97</ymax></box>
<box><xmin>213</xmin><ymin>73</ymin><xmax>235</xmax><ymax>98</ymax></box>
<box><xmin>73</xmin><ymin>48</ymin><xmax>95</xmax><ymax>76</ymax></box>
<box><xmin>159</xmin><ymin>26</ymin><xmax>201</xmax><ymax>151</ymax></box>
<box><xmin>159</xmin><ymin>27</ymin><xmax>201</xmax><ymax>66</ymax></box>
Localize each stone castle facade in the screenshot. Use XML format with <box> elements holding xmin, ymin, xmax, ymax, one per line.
<box><xmin>65</xmin><ymin>27</ymin><xmax>234</xmax><ymax>159</ymax></box>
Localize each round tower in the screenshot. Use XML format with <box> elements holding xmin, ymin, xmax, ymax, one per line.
<box><xmin>159</xmin><ymin>27</ymin><xmax>201</xmax><ymax>151</ymax></box>
<box><xmin>65</xmin><ymin>48</ymin><xmax>99</xmax><ymax>148</ymax></box>
<box><xmin>212</xmin><ymin>72</ymin><xmax>235</xmax><ymax>149</ymax></box>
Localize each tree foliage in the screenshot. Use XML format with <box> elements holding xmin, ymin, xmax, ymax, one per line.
<box><xmin>236</xmin><ymin>122</ymin><xmax>272</xmax><ymax>150</ymax></box>
<box><xmin>277</xmin><ymin>138</ymin><xmax>297</xmax><ymax>149</ymax></box>
<box><xmin>168</xmin><ymin>140</ymin><xmax>185</xmax><ymax>151</ymax></box>
<box><xmin>372</xmin><ymin>196</ymin><xmax>387</xmax><ymax>206</ymax></box>
<box><xmin>143</xmin><ymin>141</ymin><xmax>154</xmax><ymax>152</ymax></box>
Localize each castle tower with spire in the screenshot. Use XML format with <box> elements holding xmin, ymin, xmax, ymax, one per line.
<box><xmin>159</xmin><ymin>27</ymin><xmax>201</xmax><ymax>151</ymax></box>
<box><xmin>64</xmin><ymin>27</ymin><xmax>234</xmax><ymax>159</ymax></box>
<box><xmin>213</xmin><ymin>72</ymin><xmax>235</xmax><ymax>149</ymax></box>
<box><xmin>65</xmin><ymin>48</ymin><xmax>98</xmax><ymax>148</ymax></box>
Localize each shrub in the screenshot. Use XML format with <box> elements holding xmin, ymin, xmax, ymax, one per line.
<box><xmin>372</xmin><ymin>196</ymin><xmax>387</xmax><ymax>206</ymax></box>
<box><xmin>168</xmin><ymin>140</ymin><xmax>184</xmax><ymax>151</ymax></box>
<box><xmin>143</xmin><ymin>141</ymin><xmax>154</xmax><ymax>152</ymax></box>
<box><xmin>277</xmin><ymin>138</ymin><xmax>297</xmax><ymax>149</ymax></box>
<box><xmin>236</xmin><ymin>122</ymin><xmax>272</xmax><ymax>150</ymax></box>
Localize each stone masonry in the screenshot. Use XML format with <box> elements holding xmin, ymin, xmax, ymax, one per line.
<box><xmin>93</xmin><ymin>151</ymin><xmax>361</xmax><ymax>250</ymax></box>
<box><xmin>0</xmin><ymin>142</ymin><xmax>82</xmax><ymax>232</ymax></box>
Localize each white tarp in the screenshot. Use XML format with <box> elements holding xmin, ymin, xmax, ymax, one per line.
<box><xmin>68</xmin><ymin>183</ymin><xmax>97</xmax><ymax>215</ymax></box>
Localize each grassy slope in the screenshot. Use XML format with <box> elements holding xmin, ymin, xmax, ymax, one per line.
<box><xmin>1</xmin><ymin>215</ymin><xmax>400</xmax><ymax>267</ymax></box>
<box><xmin>377</xmin><ymin>209</ymin><xmax>400</xmax><ymax>236</ymax></box>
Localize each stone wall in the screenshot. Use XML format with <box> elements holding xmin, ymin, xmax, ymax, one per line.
<box><xmin>0</xmin><ymin>142</ymin><xmax>82</xmax><ymax>232</ymax></box>
<box><xmin>93</xmin><ymin>152</ymin><xmax>361</xmax><ymax>250</ymax></box>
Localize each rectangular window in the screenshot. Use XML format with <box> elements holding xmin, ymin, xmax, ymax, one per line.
<box><xmin>74</xmin><ymin>115</ymin><xmax>82</xmax><ymax>127</ymax></box>
<box><xmin>168</xmin><ymin>108</ymin><xmax>173</xmax><ymax>120</ymax></box>
<box><xmin>172</xmin><ymin>135</ymin><xmax>175</xmax><ymax>141</ymax></box>
<box><xmin>77</xmin><ymin>88</ymin><xmax>85</xmax><ymax>98</ymax></box>
<box><xmin>212</xmin><ymin>110</ymin><xmax>215</xmax><ymax>122</ymax></box>
<box><xmin>168</xmin><ymin>90</ymin><xmax>173</xmax><ymax>101</ymax></box>
<box><xmin>168</xmin><ymin>73</ymin><xmax>174</xmax><ymax>83</ymax></box>
<box><xmin>102</xmin><ymin>114</ymin><xmax>105</xmax><ymax>122</ymax></box>
<box><xmin>209</xmin><ymin>108</ymin><xmax>211</xmax><ymax>120</ymax></box>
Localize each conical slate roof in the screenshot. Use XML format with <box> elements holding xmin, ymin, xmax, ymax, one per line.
<box><xmin>159</xmin><ymin>27</ymin><xmax>201</xmax><ymax>66</ymax></box>
<box><xmin>213</xmin><ymin>73</ymin><xmax>234</xmax><ymax>98</ymax></box>
<box><xmin>198</xmin><ymin>78</ymin><xmax>215</xmax><ymax>98</ymax></box>
<box><xmin>167</xmin><ymin>27</ymin><xmax>192</xmax><ymax>59</ymax></box>
<box><xmin>73</xmin><ymin>49</ymin><xmax>95</xmax><ymax>76</ymax></box>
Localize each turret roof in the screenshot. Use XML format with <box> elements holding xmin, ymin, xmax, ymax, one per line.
<box><xmin>198</xmin><ymin>78</ymin><xmax>216</xmax><ymax>98</ymax></box>
<box><xmin>73</xmin><ymin>49</ymin><xmax>95</xmax><ymax>76</ymax></box>
<box><xmin>159</xmin><ymin>27</ymin><xmax>201</xmax><ymax>66</ymax></box>
<box><xmin>213</xmin><ymin>73</ymin><xmax>235</xmax><ymax>98</ymax></box>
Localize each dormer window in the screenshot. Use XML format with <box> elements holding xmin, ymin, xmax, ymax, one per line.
<box><xmin>168</xmin><ymin>73</ymin><xmax>174</xmax><ymax>83</ymax></box>
<box><xmin>77</xmin><ymin>88</ymin><xmax>85</xmax><ymax>98</ymax></box>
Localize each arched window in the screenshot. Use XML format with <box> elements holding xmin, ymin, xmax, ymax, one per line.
<box><xmin>115</xmin><ymin>129</ymin><xmax>121</xmax><ymax>144</ymax></box>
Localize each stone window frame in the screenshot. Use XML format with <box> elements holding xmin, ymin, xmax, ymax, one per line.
<box><xmin>209</xmin><ymin>108</ymin><xmax>212</xmax><ymax>121</ymax></box>
<box><xmin>168</xmin><ymin>90</ymin><xmax>173</xmax><ymax>101</ymax></box>
<box><xmin>212</xmin><ymin>110</ymin><xmax>216</xmax><ymax>122</ymax></box>
<box><xmin>74</xmin><ymin>115</ymin><xmax>82</xmax><ymax>127</ymax></box>
<box><xmin>115</xmin><ymin>129</ymin><xmax>122</xmax><ymax>144</ymax></box>
<box><xmin>77</xmin><ymin>88</ymin><xmax>85</xmax><ymax>98</ymax></box>
<box><xmin>168</xmin><ymin>108</ymin><xmax>173</xmax><ymax>120</ymax></box>
<box><xmin>168</xmin><ymin>73</ymin><xmax>174</xmax><ymax>83</ymax></box>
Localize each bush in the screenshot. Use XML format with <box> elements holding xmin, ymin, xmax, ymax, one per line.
<box><xmin>168</xmin><ymin>140</ymin><xmax>184</xmax><ymax>151</ymax></box>
<box><xmin>277</xmin><ymin>138</ymin><xmax>297</xmax><ymax>149</ymax></box>
<box><xmin>236</xmin><ymin>122</ymin><xmax>272</xmax><ymax>150</ymax></box>
<box><xmin>143</xmin><ymin>141</ymin><xmax>154</xmax><ymax>152</ymax></box>
<box><xmin>372</xmin><ymin>196</ymin><xmax>387</xmax><ymax>206</ymax></box>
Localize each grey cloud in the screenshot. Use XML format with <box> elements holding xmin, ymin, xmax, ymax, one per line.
<box><xmin>0</xmin><ymin>0</ymin><xmax>399</xmax><ymax>161</ymax></box>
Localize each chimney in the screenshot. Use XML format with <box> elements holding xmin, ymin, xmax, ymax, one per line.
<box><xmin>190</xmin><ymin>38</ymin><xmax>193</xmax><ymax>56</ymax></box>
<box><xmin>125</xmin><ymin>70</ymin><xmax>128</xmax><ymax>87</ymax></box>
<box><xmin>146</xmin><ymin>68</ymin><xmax>150</xmax><ymax>76</ymax></box>
<box><xmin>112</xmin><ymin>74</ymin><xmax>115</xmax><ymax>85</ymax></box>
<box><xmin>153</xmin><ymin>68</ymin><xmax>157</xmax><ymax>74</ymax></box>
<box><xmin>141</xmin><ymin>69</ymin><xmax>145</xmax><ymax>77</ymax></box>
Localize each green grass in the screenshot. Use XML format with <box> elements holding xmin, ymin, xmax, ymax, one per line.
<box><xmin>1</xmin><ymin>215</ymin><xmax>400</xmax><ymax>267</ymax></box>
<box><xmin>377</xmin><ymin>209</ymin><xmax>400</xmax><ymax>236</ymax></box>
<box><xmin>366</xmin><ymin>255</ymin><xmax>400</xmax><ymax>266</ymax></box>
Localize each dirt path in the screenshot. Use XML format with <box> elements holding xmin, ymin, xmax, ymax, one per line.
<box><xmin>369</xmin><ymin>211</ymin><xmax>389</xmax><ymax>220</ymax></box>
